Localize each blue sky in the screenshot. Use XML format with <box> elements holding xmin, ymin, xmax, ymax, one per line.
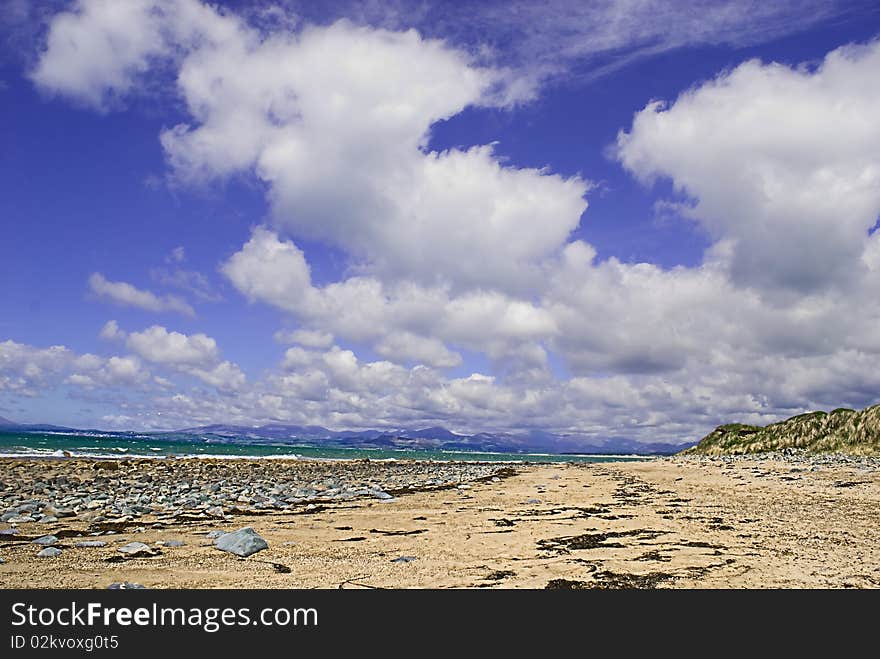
<box><xmin>2</xmin><ymin>1</ymin><xmax>880</xmax><ymax>444</ymax></box>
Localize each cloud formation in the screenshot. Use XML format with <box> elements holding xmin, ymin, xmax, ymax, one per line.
<box><xmin>616</xmin><ymin>41</ymin><xmax>880</xmax><ymax>293</ymax></box>
<box><xmin>89</xmin><ymin>273</ymin><xmax>195</xmax><ymax>317</ymax></box>
<box><xmin>14</xmin><ymin>1</ymin><xmax>880</xmax><ymax>443</ymax></box>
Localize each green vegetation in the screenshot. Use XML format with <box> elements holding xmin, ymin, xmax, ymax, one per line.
<box><xmin>682</xmin><ymin>403</ymin><xmax>880</xmax><ymax>455</ymax></box>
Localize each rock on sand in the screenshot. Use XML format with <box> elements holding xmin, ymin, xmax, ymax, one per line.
<box><xmin>214</xmin><ymin>527</ymin><xmax>268</xmax><ymax>557</ymax></box>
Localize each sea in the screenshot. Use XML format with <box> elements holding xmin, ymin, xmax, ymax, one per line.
<box><xmin>0</xmin><ymin>430</ymin><xmax>647</xmax><ymax>463</ymax></box>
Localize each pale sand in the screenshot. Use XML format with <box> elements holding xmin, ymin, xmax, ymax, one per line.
<box><xmin>1</xmin><ymin>458</ymin><xmax>878</xmax><ymax>588</ymax></box>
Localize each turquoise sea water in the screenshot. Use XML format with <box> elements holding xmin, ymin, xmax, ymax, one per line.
<box><xmin>0</xmin><ymin>431</ymin><xmax>647</xmax><ymax>463</ymax></box>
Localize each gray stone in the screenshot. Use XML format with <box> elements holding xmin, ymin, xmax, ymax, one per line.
<box><xmin>526</xmin><ymin>498</ymin><xmax>541</xmax><ymax>504</ymax></box>
<box><xmin>38</xmin><ymin>515</ymin><xmax>58</xmax><ymax>523</ymax></box>
<box><xmin>117</xmin><ymin>542</ymin><xmax>153</xmax><ymax>556</ymax></box>
<box><xmin>391</xmin><ymin>555</ymin><xmax>418</xmax><ymax>563</ymax></box>
<box><xmin>75</xmin><ymin>541</ymin><xmax>107</xmax><ymax>548</ymax></box>
<box><xmin>37</xmin><ymin>547</ymin><xmax>62</xmax><ymax>558</ymax></box>
<box><xmin>32</xmin><ymin>535</ymin><xmax>58</xmax><ymax>546</ymax></box>
<box><xmin>7</xmin><ymin>515</ymin><xmax>35</xmax><ymax>523</ymax></box>
<box><xmin>0</xmin><ymin>528</ymin><xmax>18</xmax><ymax>536</ymax></box>
<box><xmin>372</xmin><ymin>490</ymin><xmax>393</xmax><ymax>500</ymax></box>
<box><xmin>205</xmin><ymin>530</ymin><xmax>227</xmax><ymax>539</ymax></box>
<box><xmin>158</xmin><ymin>539</ymin><xmax>185</xmax><ymax>547</ymax></box>
<box><xmin>213</xmin><ymin>527</ymin><xmax>268</xmax><ymax>557</ymax></box>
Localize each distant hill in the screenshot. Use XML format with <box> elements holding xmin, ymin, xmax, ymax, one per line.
<box><xmin>682</xmin><ymin>404</ymin><xmax>880</xmax><ymax>455</ymax></box>
<box><xmin>0</xmin><ymin>417</ymin><xmax>77</xmax><ymax>432</ymax></box>
<box><xmin>0</xmin><ymin>416</ymin><xmax>693</xmax><ymax>455</ymax></box>
<box><xmin>173</xmin><ymin>423</ymin><xmax>690</xmax><ymax>455</ymax></box>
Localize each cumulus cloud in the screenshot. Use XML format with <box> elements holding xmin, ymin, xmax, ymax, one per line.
<box><xmin>222</xmin><ymin>227</ymin><xmax>556</xmax><ymax>368</ymax></box>
<box><xmin>0</xmin><ymin>339</ymin><xmax>150</xmax><ymax>395</ymax></box>
<box><xmin>375</xmin><ymin>331</ymin><xmax>462</xmax><ymax>369</ymax></box>
<box><xmin>89</xmin><ymin>273</ymin><xmax>195</xmax><ymax>317</ymax></box>
<box><xmin>29</xmin><ymin>0</ymin><xmax>243</xmax><ymax>110</ymax></box>
<box><xmin>32</xmin><ymin>3</ymin><xmax>587</xmax><ymax>292</ymax></box>
<box><xmin>98</xmin><ymin>319</ymin><xmax>126</xmax><ymax>341</ymax></box>
<box><xmin>221</xmin><ymin>227</ymin><xmax>313</xmax><ymax>312</ymax></box>
<box><xmin>125</xmin><ymin>324</ymin><xmax>244</xmax><ymax>391</ymax></box>
<box><xmin>616</xmin><ymin>40</ymin><xmax>880</xmax><ymax>294</ymax></box>
<box><xmin>126</xmin><ymin>325</ymin><xmax>218</xmax><ymax>366</ymax></box>
<box><xmin>163</xmin><ymin>27</ymin><xmax>587</xmax><ymax>291</ymax></box>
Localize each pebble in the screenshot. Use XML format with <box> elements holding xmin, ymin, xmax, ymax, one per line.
<box><xmin>0</xmin><ymin>528</ymin><xmax>18</xmax><ymax>536</ymax></box>
<box><xmin>32</xmin><ymin>535</ymin><xmax>59</xmax><ymax>546</ymax></box>
<box><xmin>37</xmin><ymin>547</ymin><xmax>62</xmax><ymax>558</ymax></box>
<box><xmin>391</xmin><ymin>556</ymin><xmax>418</xmax><ymax>563</ymax></box>
<box><xmin>214</xmin><ymin>527</ymin><xmax>268</xmax><ymax>557</ymax></box>
<box><xmin>75</xmin><ymin>541</ymin><xmax>107</xmax><ymax>548</ymax></box>
<box><xmin>206</xmin><ymin>530</ymin><xmax>227</xmax><ymax>539</ymax></box>
<box><xmin>158</xmin><ymin>539</ymin><xmax>185</xmax><ymax>547</ymax></box>
<box><xmin>526</xmin><ymin>498</ymin><xmax>541</xmax><ymax>504</ymax></box>
<box><xmin>7</xmin><ymin>515</ymin><xmax>35</xmax><ymax>524</ymax></box>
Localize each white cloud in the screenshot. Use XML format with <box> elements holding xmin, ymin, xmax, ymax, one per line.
<box><xmin>99</xmin><ymin>319</ymin><xmax>126</xmax><ymax>341</ymax></box>
<box><xmin>186</xmin><ymin>360</ymin><xmax>246</xmax><ymax>392</ymax></box>
<box><xmin>125</xmin><ymin>324</ymin><xmax>245</xmax><ymax>391</ymax></box>
<box><xmin>0</xmin><ymin>339</ymin><xmax>150</xmax><ymax>394</ymax></box>
<box><xmin>29</xmin><ymin>0</ymin><xmax>244</xmax><ymax>110</ymax></box>
<box><xmin>616</xmin><ymin>40</ymin><xmax>880</xmax><ymax>293</ymax></box>
<box><xmin>30</xmin><ymin>0</ymin><xmax>171</xmax><ymax>109</ymax></box>
<box><xmin>221</xmin><ymin>227</ymin><xmax>557</xmax><ymax>368</ymax></box>
<box><xmin>126</xmin><ymin>325</ymin><xmax>218</xmax><ymax>367</ymax></box>
<box><xmin>375</xmin><ymin>331</ymin><xmax>462</xmax><ymax>368</ymax></box>
<box><xmin>89</xmin><ymin>272</ymin><xmax>195</xmax><ymax>317</ymax></box>
<box><xmin>0</xmin><ymin>340</ymin><xmax>74</xmax><ymax>395</ymax></box>
<box><xmin>220</xmin><ymin>226</ymin><xmax>313</xmax><ymax>312</ymax></box>
<box><xmin>32</xmin><ymin>6</ymin><xmax>586</xmax><ymax>292</ymax></box>
<box><xmin>161</xmin><ymin>23</ymin><xmax>586</xmax><ymax>291</ymax></box>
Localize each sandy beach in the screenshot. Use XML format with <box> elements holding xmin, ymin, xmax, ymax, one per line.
<box><xmin>1</xmin><ymin>455</ymin><xmax>878</xmax><ymax>589</ymax></box>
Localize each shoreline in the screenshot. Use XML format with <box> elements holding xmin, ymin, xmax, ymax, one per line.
<box><xmin>1</xmin><ymin>454</ymin><xmax>878</xmax><ymax>588</ymax></box>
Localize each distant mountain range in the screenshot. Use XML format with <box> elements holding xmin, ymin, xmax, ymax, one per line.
<box><xmin>0</xmin><ymin>417</ymin><xmax>691</xmax><ymax>455</ymax></box>
<box><xmin>684</xmin><ymin>404</ymin><xmax>880</xmax><ymax>455</ymax></box>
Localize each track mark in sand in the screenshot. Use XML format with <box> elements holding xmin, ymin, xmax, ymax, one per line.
<box><xmin>368</xmin><ymin>528</ymin><xmax>427</xmax><ymax>536</ymax></box>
